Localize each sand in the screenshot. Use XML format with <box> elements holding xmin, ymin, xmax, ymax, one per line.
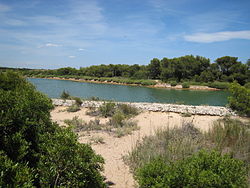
<box><xmin>51</xmin><ymin>106</ymin><xmax>234</xmax><ymax>187</ymax></box>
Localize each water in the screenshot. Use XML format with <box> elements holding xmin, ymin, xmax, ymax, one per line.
<box><xmin>28</xmin><ymin>78</ymin><xmax>230</xmax><ymax>106</ymax></box>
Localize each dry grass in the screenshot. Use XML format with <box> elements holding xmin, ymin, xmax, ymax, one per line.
<box><xmin>125</xmin><ymin>118</ymin><xmax>250</xmax><ymax>174</ymax></box>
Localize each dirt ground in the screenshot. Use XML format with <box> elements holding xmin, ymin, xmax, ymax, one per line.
<box><xmin>51</xmin><ymin>106</ymin><xmax>231</xmax><ymax>188</ymax></box>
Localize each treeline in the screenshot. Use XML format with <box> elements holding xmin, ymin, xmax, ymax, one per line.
<box><xmin>2</xmin><ymin>55</ymin><xmax>250</xmax><ymax>85</ymax></box>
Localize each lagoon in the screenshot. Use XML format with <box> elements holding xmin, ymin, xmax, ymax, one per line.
<box><xmin>28</xmin><ymin>78</ymin><xmax>230</xmax><ymax>106</ymax></box>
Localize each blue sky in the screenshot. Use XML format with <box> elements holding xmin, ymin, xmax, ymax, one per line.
<box><xmin>0</xmin><ymin>0</ymin><xmax>250</xmax><ymax>69</ymax></box>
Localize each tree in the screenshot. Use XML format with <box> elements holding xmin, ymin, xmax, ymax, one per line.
<box><xmin>215</xmin><ymin>56</ymin><xmax>239</xmax><ymax>76</ymax></box>
<box><xmin>148</xmin><ymin>58</ymin><xmax>161</xmax><ymax>79</ymax></box>
<box><xmin>0</xmin><ymin>71</ymin><xmax>105</xmax><ymax>187</ymax></box>
<box><xmin>228</xmin><ymin>82</ymin><xmax>250</xmax><ymax>117</ymax></box>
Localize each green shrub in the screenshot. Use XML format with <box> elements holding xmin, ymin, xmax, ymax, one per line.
<box><xmin>72</xmin><ymin>97</ymin><xmax>82</xmax><ymax>106</ymax></box>
<box><xmin>99</xmin><ymin>102</ymin><xmax>116</xmax><ymax>117</ymax></box>
<box><xmin>60</xmin><ymin>90</ymin><xmax>70</xmax><ymax>99</ymax></box>
<box><xmin>64</xmin><ymin>117</ymin><xmax>102</xmax><ymax>132</ymax></box>
<box><xmin>66</xmin><ymin>104</ymin><xmax>80</xmax><ymax>112</ymax></box>
<box><xmin>0</xmin><ymin>71</ymin><xmax>105</xmax><ymax>187</ymax></box>
<box><xmin>38</xmin><ymin>127</ymin><xmax>105</xmax><ymax>187</ymax></box>
<box><xmin>182</xmin><ymin>82</ymin><xmax>190</xmax><ymax>88</ymax></box>
<box><xmin>136</xmin><ymin>150</ymin><xmax>248</xmax><ymax>188</ymax></box>
<box><xmin>228</xmin><ymin>82</ymin><xmax>250</xmax><ymax>116</ymax></box>
<box><xmin>110</xmin><ymin>111</ymin><xmax>125</xmax><ymax>127</ymax></box>
<box><xmin>117</xmin><ymin>104</ymin><xmax>139</xmax><ymax>117</ymax></box>
<box><xmin>208</xmin><ymin>82</ymin><xmax>229</xmax><ymax>89</ymax></box>
<box><xmin>244</xmin><ymin>82</ymin><xmax>250</xmax><ymax>89</ymax></box>
<box><xmin>170</xmin><ymin>81</ymin><xmax>177</xmax><ymax>86</ymax></box>
<box><xmin>0</xmin><ymin>152</ymin><xmax>34</xmax><ymax>187</ymax></box>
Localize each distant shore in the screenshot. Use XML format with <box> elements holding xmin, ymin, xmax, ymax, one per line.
<box><xmin>30</xmin><ymin>76</ymin><xmax>221</xmax><ymax>91</ymax></box>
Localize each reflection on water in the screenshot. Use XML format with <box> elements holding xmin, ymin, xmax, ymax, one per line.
<box><xmin>28</xmin><ymin>78</ymin><xmax>230</xmax><ymax>106</ymax></box>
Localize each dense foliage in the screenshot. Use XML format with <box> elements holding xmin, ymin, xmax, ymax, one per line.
<box><xmin>0</xmin><ymin>72</ymin><xmax>105</xmax><ymax>187</ymax></box>
<box><xmin>136</xmin><ymin>150</ymin><xmax>248</xmax><ymax>188</ymax></box>
<box><xmin>127</xmin><ymin>119</ymin><xmax>250</xmax><ymax>187</ymax></box>
<box><xmin>2</xmin><ymin>55</ymin><xmax>249</xmax><ymax>86</ymax></box>
<box><xmin>228</xmin><ymin>82</ymin><xmax>250</xmax><ymax>116</ymax></box>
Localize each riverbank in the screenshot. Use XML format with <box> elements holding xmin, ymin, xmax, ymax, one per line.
<box><xmin>31</xmin><ymin>76</ymin><xmax>221</xmax><ymax>91</ymax></box>
<box><xmin>52</xmin><ymin>99</ymin><xmax>236</xmax><ymax>116</ymax></box>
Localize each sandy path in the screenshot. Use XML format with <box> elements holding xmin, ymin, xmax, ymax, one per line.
<box><xmin>51</xmin><ymin>107</ymin><xmax>224</xmax><ymax>187</ymax></box>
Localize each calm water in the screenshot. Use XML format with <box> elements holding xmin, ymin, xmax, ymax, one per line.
<box><xmin>28</xmin><ymin>78</ymin><xmax>230</xmax><ymax>106</ymax></box>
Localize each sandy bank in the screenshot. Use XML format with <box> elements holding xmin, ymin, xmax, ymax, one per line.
<box><xmin>51</xmin><ymin>106</ymin><xmax>226</xmax><ymax>187</ymax></box>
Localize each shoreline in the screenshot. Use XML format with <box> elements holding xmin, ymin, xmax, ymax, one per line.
<box><xmin>29</xmin><ymin>76</ymin><xmax>221</xmax><ymax>91</ymax></box>
<box><xmin>52</xmin><ymin>99</ymin><xmax>236</xmax><ymax>116</ymax></box>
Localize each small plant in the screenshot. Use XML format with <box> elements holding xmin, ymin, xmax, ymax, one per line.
<box><xmin>117</xmin><ymin>104</ymin><xmax>139</xmax><ymax>117</ymax></box>
<box><xmin>109</xmin><ymin>111</ymin><xmax>125</xmax><ymax>127</ymax></box>
<box><xmin>88</xmin><ymin>96</ymin><xmax>101</xmax><ymax>101</ymax></box>
<box><xmin>61</xmin><ymin>90</ymin><xmax>70</xmax><ymax>99</ymax></box>
<box><xmin>64</xmin><ymin>117</ymin><xmax>102</xmax><ymax>132</ymax></box>
<box><xmin>72</xmin><ymin>97</ymin><xmax>82</xmax><ymax>106</ymax></box>
<box><xmin>89</xmin><ymin>136</ymin><xmax>105</xmax><ymax>144</ymax></box>
<box><xmin>66</xmin><ymin>104</ymin><xmax>80</xmax><ymax>112</ymax></box>
<box><xmin>182</xmin><ymin>82</ymin><xmax>190</xmax><ymax>88</ymax></box>
<box><xmin>170</xmin><ymin>81</ymin><xmax>177</xmax><ymax>86</ymax></box>
<box><xmin>181</xmin><ymin>112</ymin><xmax>192</xmax><ymax>117</ymax></box>
<box><xmin>99</xmin><ymin>102</ymin><xmax>116</xmax><ymax>117</ymax></box>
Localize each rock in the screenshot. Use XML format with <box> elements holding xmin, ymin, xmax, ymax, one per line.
<box><xmin>51</xmin><ymin>99</ymin><xmax>236</xmax><ymax>116</ymax></box>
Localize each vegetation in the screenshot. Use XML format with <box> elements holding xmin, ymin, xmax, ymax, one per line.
<box><xmin>126</xmin><ymin>118</ymin><xmax>250</xmax><ymax>187</ymax></box>
<box><xmin>136</xmin><ymin>150</ymin><xmax>247</xmax><ymax>187</ymax></box>
<box><xmin>0</xmin><ymin>72</ymin><xmax>105</xmax><ymax>187</ymax></box>
<box><xmin>66</xmin><ymin>104</ymin><xmax>81</xmax><ymax>112</ymax></box>
<box><xmin>181</xmin><ymin>82</ymin><xmax>190</xmax><ymax>88</ymax></box>
<box><xmin>65</xmin><ymin>103</ymin><xmax>140</xmax><ymax>137</ymax></box>
<box><xmin>2</xmin><ymin>55</ymin><xmax>249</xmax><ymax>88</ymax></box>
<box><xmin>228</xmin><ymin>82</ymin><xmax>250</xmax><ymax>116</ymax></box>
<box><xmin>60</xmin><ymin>90</ymin><xmax>70</xmax><ymax>99</ymax></box>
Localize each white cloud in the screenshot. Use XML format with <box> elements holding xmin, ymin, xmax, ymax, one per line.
<box><xmin>78</xmin><ymin>48</ymin><xmax>86</xmax><ymax>51</ymax></box>
<box><xmin>38</xmin><ymin>43</ymin><xmax>61</xmax><ymax>48</ymax></box>
<box><xmin>45</xmin><ymin>43</ymin><xmax>60</xmax><ymax>47</ymax></box>
<box><xmin>68</xmin><ymin>55</ymin><xmax>76</xmax><ymax>58</ymax></box>
<box><xmin>184</xmin><ymin>30</ymin><xmax>250</xmax><ymax>43</ymax></box>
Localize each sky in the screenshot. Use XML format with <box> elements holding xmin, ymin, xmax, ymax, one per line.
<box><xmin>0</xmin><ymin>0</ymin><xmax>250</xmax><ymax>69</ymax></box>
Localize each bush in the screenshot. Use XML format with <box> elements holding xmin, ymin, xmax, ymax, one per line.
<box><xmin>170</xmin><ymin>81</ymin><xmax>177</xmax><ymax>86</ymax></box>
<box><xmin>0</xmin><ymin>152</ymin><xmax>34</xmax><ymax>187</ymax></box>
<box><xmin>136</xmin><ymin>150</ymin><xmax>248</xmax><ymax>187</ymax></box>
<box><xmin>99</xmin><ymin>102</ymin><xmax>116</xmax><ymax>117</ymax></box>
<box><xmin>228</xmin><ymin>82</ymin><xmax>250</xmax><ymax>116</ymax></box>
<box><xmin>66</xmin><ymin>104</ymin><xmax>80</xmax><ymax>112</ymax></box>
<box><xmin>38</xmin><ymin>128</ymin><xmax>105</xmax><ymax>187</ymax></box>
<box><xmin>126</xmin><ymin>123</ymin><xmax>203</xmax><ymax>171</ymax></box>
<box><xmin>208</xmin><ymin>82</ymin><xmax>229</xmax><ymax>89</ymax></box>
<box><xmin>182</xmin><ymin>82</ymin><xmax>190</xmax><ymax>88</ymax></box>
<box><xmin>206</xmin><ymin>118</ymin><xmax>250</xmax><ymax>162</ymax></box>
<box><xmin>0</xmin><ymin>72</ymin><xmax>105</xmax><ymax>187</ymax></box>
<box><xmin>72</xmin><ymin>97</ymin><xmax>82</xmax><ymax>106</ymax></box>
<box><xmin>60</xmin><ymin>90</ymin><xmax>70</xmax><ymax>99</ymax></box>
<box><xmin>117</xmin><ymin>104</ymin><xmax>139</xmax><ymax>117</ymax></box>
<box><xmin>110</xmin><ymin>111</ymin><xmax>125</xmax><ymax>127</ymax></box>
<box><xmin>244</xmin><ymin>82</ymin><xmax>250</xmax><ymax>89</ymax></box>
